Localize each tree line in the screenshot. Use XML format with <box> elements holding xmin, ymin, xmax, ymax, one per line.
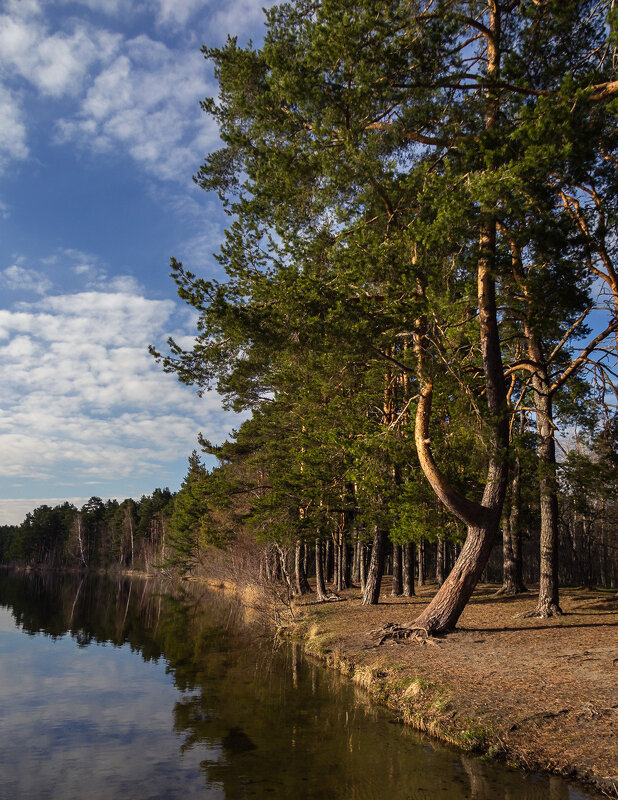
<box><xmin>150</xmin><ymin>0</ymin><xmax>618</xmax><ymax>634</ymax></box>
<box><xmin>0</xmin><ymin>491</ymin><xmax>173</xmax><ymax>573</ymax></box>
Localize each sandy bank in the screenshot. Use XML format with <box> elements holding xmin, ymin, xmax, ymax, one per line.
<box><xmin>285</xmin><ymin>582</ymin><xmax>617</xmax><ymax>798</ymax></box>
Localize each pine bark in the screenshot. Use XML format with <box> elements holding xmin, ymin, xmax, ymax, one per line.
<box><xmin>417</xmin><ymin>538</ymin><xmax>424</xmax><ymax>586</ymax></box>
<box><xmin>402</xmin><ymin>543</ymin><xmax>415</xmax><ymax>596</ymax></box>
<box><xmin>352</xmin><ymin>536</ymin><xmax>361</xmax><ymax>584</ymax></box>
<box><xmin>497</xmin><ymin>454</ymin><xmax>527</xmax><ymax>595</ymax></box>
<box><xmin>295</xmin><ymin>541</ymin><xmax>312</xmax><ymax>595</ymax></box>
<box><xmin>315</xmin><ymin>538</ymin><xmax>329</xmax><ymax>601</ymax></box>
<box><xmin>391</xmin><ymin>543</ymin><xmax>402</xmax><ymax>596</ymax></box>
<box><xmin>526</xmin><ymin>375</ymin><xmax>563</xmax><ymax>616</ymax></box>
<box><xmin>360</xmin><ymin>543</ymin><xmax>367</xmax><ymax>590</ymax></box>
<box><xmin>341</xmin><ymin>535</ymin><xmax>350</xmax><ymax>588</ymax></box>
<box><xmin>436</xmin><ymin>538</ymin><xmax>445</xmax><ymax>586</ymax></box>
<box><xmin>361</xmin><ymin>525</ymin><xmax>387</xmax><ymax>605</ymax></box>
<box><xmin>325</xmin><ymin>539</ymin><xmax>333</xmax><ymax>584</ymax></box>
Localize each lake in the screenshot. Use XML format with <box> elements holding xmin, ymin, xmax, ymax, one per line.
<box><xmin>0</xmin><ymin>570</ymin><xmax>599</xmax><ymax>799</ymax></box>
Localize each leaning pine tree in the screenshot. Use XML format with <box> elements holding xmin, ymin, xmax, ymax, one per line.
<box><xmin>154</xmin><ymin>0</ymin><xmax>617</xmax><ymax>634</ymax></box>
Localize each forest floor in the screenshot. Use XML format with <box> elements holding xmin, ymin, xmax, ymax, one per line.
<box><xmin>288</xmin><ymin>582</ymin><xmax>618</xmax><ymax>798</ymax></box>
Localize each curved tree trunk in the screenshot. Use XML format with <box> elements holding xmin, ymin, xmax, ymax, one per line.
<box><xmin>362</xmin><ymin>525</ymin><xmax>387</xmax><ymax>605</ymax></box>
<box><xmin>408</xmin><ymin>4</ymin><xmax>508</xmax><ymax>635</ymax></box>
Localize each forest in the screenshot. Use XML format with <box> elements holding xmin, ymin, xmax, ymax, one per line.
<box><xmin>2</xmin><ymin>0</ymin><xmax>617</xmax><ymax>635</ymax></box>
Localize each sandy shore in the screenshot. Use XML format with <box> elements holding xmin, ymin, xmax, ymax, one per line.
<box><xmin>286</xmin><ymin>582</ymin><xmax>617</xmax><ymax>798</ymax></box>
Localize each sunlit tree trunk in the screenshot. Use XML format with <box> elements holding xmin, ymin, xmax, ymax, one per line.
<box><xmin>497</xmin><ymin>453</ymin><xmax>527</xmax><ymax>595</ymax></box>
<box><xmin>526</xmin><ymin>375</ymin><xmax>562</xmax><ymax>616</ymax></box>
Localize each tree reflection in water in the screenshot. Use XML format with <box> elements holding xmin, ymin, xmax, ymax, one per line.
<box><xmin>0</xmin><ymin>570</ymin><xmax>597</xmax><ymax>800</ymax></box>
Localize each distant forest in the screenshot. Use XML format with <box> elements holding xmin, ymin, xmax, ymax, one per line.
<box><xmin>3</xmin><ymin>1</ymin><xmax>618</xmax><ymax>632</ymax></box>
<box><xmin>0</xmin><ymin>491</ymin><xmax>172</xmax><ymax>575</ymax></box>
<box><xmin>1</xmin><ymin>425</ymin><xmax>615</xmax><ymax>597</ymax></box>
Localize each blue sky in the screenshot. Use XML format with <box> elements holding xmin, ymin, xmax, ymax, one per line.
<box><xmin>0</xmin><ymin>0</ymin><xmax>272</xmax><ymax>523</ymax></box>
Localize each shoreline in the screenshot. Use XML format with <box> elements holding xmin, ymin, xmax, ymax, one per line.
<box><xmin>282</xmin><ymin>582</ymin><xmax>617</xmax><ymax>800</ymax></box>
<box><xmin>6</xmin><ymin>565</ymin><xmax>615</xmax><ymax>797</ymax></box>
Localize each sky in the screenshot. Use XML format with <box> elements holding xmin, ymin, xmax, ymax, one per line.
<box><xmin>0</xmin><ymin>0</ymin><xmax>273</xmax><ymax>524</ymax></box>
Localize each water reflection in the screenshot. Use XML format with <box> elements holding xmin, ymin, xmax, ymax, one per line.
<box><xmin>0</xmin><ymin>570</ymin><xmax>598</xmax><ymax>800</ymax></box>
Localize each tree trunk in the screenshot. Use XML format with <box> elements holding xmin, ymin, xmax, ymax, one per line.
<box><xmin>276</xmin><ymin>545</ymin><xmax>292</xmax><ymax>592</ymax></box>
<box><xmin>417</xmin><ymin>538</ymin><xmax>424</xmax><ymax>586</ymax></box>
<box><xmin>402</xmin><ymin>543</ymin><xmax>415</xmax><ymax>596</ymax></box>
<box><xmin>360</xmin><ymin>543</ymin><xmax>367</xmax><ymax>590</ymax></box>
<box><xmin>333</xmin><ymin>535</ymin><xmax>341</xmax><ymax>590</ymax></box>
<box><xmin>436</xmin><ymin>538</ymin><xmax>445</xmax><ymax>586</ymax></box>
<box><xmin>409</xmin><ymin>5</ymin><xmax>509</xmax><ymax>634</ymax></box>
<box><xmin>325</xmin><ymin>539</ymin><xmax>333</xmax><ymax>584</ymax></box>
<box><xmin>506</xmin><ymin>223</ymin><xmax>563</xmax><ymax>615</ymax></box>
<box><xmin>315</xmin><ymin>538</ymin><xmax>329</xmax><ymax>602</ymax></box>
<box><xmin>341</xmin><ymin>534</ymin><xmax>350</xmax><ymax>589</ymax></box>
<box><xmin>497</xmin><ymin>453</ymin><xmax>527</xmax><ymax>595</ymax></box>
<box><xmin>352</xmin><ymin>536</ymin><xmax>361</xmax><ymax>584</ymax></box>
<box><xmin>295</xmin><ymin>540</ymin><xmax>312</xmax><ymax>595</ymax></box>
<box><xmin>413</xmin><ymin>512</ymin><xmax>502</xmax><ymax>633</ymax></box>
<box><xmin>525</xmin><ymin>374</ymin><xmax>563</xmax><ymax>617</ymax></box>
<box><xmin>391</xmin><ymin>543</ymin><xmax>402</xmax><ymax>596</ymax></box>
<box><xmin>362</xmin><ymin>525</ymin><xmax>387</xmax><ymax>605</ymax></box>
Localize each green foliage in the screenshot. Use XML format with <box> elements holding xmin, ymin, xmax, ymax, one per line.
<box><xmin>150</xmin><ymin>0</ymin><xmax>617</xmax><ymax>586</ymax></box>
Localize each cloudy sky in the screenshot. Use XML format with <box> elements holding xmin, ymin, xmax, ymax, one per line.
<box><xmin>0</xmin><ymin>0</ymin><xmax>271</xmax><ymax>523</ymax></box>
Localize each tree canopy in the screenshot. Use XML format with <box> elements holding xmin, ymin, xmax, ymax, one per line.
<box><xmin>154</xmin><ymin>0</ymin><xmax>617</xmax><ymax>630</ymax></box>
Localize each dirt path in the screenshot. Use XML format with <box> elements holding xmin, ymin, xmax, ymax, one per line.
<box><xmin>291</xmin><ymin>584</ymin><xmax>618</xmax><ymax>798</ymax></box>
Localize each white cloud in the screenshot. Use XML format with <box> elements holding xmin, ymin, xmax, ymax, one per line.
<box><xmin>153</xmin><ymin>0</ymin><xmax>274</xmax><ymax>35</ymax></box>
<box><xmin>55</xmin><ymin>34</ymin><xmax>219</xmax><ymax>181</ymax></box>
<box><xmin>0</xmin><ymin>13</ymin><xmax>120</xmax><ymax>97</ymax></box>
<box><xmin>0</xmin><ymin>85</ymin><xmax>28</xmax><ymax>170</ymax></box>
<box><xmin>0</xmin><ymin>3</ymin><xmax>220</xmax><ymax>181</ymax></box>
<box><xmin>206</xmin><ymin>0</ymin><xmax>275</xmax><ymax>38</ymax></box>
<box><xmin>0</xmin><ymin>282</ymin><xmax>237</xmax><ymax>491</ymax></box>
<box><xmin>1</xmin><ymin>264</ymin><xmax>52</xmax><ymax>295</ymax></box>
<box><xmin>2</xmin><ymin>0</ymin><xmax>43</xmax><ymax>19</ymax></box>
<box><xmin>61</xmin><ymin>0</ymin><xmax>126</xmax><ymax>14</ymax></box>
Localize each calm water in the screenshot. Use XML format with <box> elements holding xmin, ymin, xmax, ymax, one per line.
<box><xmin>0</xmin><ymin>571</ymin><xmax>598</xmax><ymax>800</ymax></box>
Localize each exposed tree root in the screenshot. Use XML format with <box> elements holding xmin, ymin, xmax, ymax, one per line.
<box><xmin>494</xmin><ymin>583</ymin><xmax>527</xmax><ymax>597</ymax></box>
<box><xmin>314</xmin><ymin>592</ymin><xmax>341</xmax><ymax>604</ymax></box>
<box><xmin>522</xmin><ymin>602</ymin><xmax>563</xmax><ymax>618</ymax></box>
<box><xmin>368</xmin><ymin>621</ymin><xmax>441</xmax><ymax>646</ymax></box>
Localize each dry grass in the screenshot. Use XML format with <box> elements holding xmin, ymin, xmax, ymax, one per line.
<box><xmin>291</xmin><ymin>581</ymin><xmax>618</xmax><ymax>798</ymax></box>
